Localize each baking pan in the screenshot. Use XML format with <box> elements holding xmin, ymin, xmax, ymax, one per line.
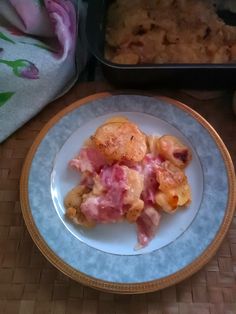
<box><xmin>86</xmin><ymin>0</ymin><xmax>236</xmax><ymax>89</ymax></box>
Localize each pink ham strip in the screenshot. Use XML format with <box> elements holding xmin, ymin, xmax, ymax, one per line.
<box><xmin>81</xmin><ymin>195</ymin><xmax>124</xmax><ymax>223</ymax></box>
<box><xmin>69</xmin><ymin>147</ymin><xmax>107</xmax><ymax>174</ymax></box>
<box><xmin>141</xmin><ymin>154</ymin><xmax>163</xmax><ymax>205</ymax></box>
<box><xmin>136</xmin><ymin>207</ymin><xmax>161</xmax><ymax>247</ymax></box>
<box><xmin>81</xmin><ymin>164</ymin><xmax>128</xmax><ymax>223</ymax></box>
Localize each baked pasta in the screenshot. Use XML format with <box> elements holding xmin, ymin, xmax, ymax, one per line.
<box><xmin>105</xmin><ymin>0</ymin><xmax>236</xmax><ymax>64</ymax></box>
<box><xmin>64</xmin><ymin>116</ymin><xmax>192</xmax><ymax>248</ymax></box>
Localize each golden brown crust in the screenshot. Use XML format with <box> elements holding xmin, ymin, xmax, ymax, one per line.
<box><xmin>64</xmin><ymin>185</ymin><xmax>87</xmax><ymax>209</ymax></box>
<box><xmin>155</xmin><ymin>191</ymin><xmax>178</xmax><ymax>213</ymax></box>
<box><xmin>126</xmin><ymin>199</ymin><xmax>144</xmax><ymax>222</ymax></box>
<box><xmin>105</xmin><ymin>0</ymin><xmax>236</xmax><ymax>64</ymax></box>
<box><xmin>92</xmin><ymin>121</ymin><xmax>147</xmax><ymax>162</ymax></box>
<box><xmin>146</xmin><ymin>135</ymin><xmax>159</xmax><ymax>155</ymax></box>
<box><xmin>157</xmin><ymin>135</ymin><xmax>192</xmax><ymax>168</ymax></box>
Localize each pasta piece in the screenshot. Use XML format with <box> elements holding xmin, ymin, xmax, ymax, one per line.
<box><xmin>64</xmin><ymin>185</ymin><xmax>87</xmax><ymax>210</ymax></box>
<box><xmin>157</xmin><ymin>135</ymin><xmax>192</xmax><ymax>168</ymax></box>
<box><xmin>146</xmin><ymin>135</ymin><xmax>159</xmax><ymax>155</ymax></box>
<box><xmin>155</xmin><ymin>191</ymin><xmax>178</xmax><ymax>213</ymax></box>
<box><xmin>156</xmin><ymin>160</ymin><xmax>187</xmax><ymax>192</ymax></box>
<box><xmin>126</xmin><ymin>199</ymin><xmax>144</xmax><ymax>222</ymax></box>
<box><xmin>65</xmin><ymin>207</ymin><xmax>95</xmax><ymax>228</ymax></box>
<box><xmin>92</xmin><ymin>174</ymin><xmax>105</xmax><ymax>196</ymax></box>
<box><xmin>66</xmin><ymin>207</ymin><xmax>77</xmax><ymax>219</ymax></box>
<box><xmin>75</xmin><ymin>210</ymin><xmax>95</xmax><ymax>228</ymax></box>
<box><xmin>124</xmin><ymin>167</ymin><xmax>144</xmax><ymax>204</ymax></box>
<box><xmin>173</xmin><ymin>182</ymin><xmax>191</xmax><ymax>206</ymax></box>
<box><xmin>155</xmin><ymin>182</ymin><xmax>191</xmax><ymax>212</ymax></box>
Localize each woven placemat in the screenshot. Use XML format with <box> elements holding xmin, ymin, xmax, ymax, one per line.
<box><xmin>0</xmin><ymin>82</ymin><xmax>235</xmax><ymax>314</ymax></box>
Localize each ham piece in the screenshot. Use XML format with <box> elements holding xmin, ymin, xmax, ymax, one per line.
<box><xmin>136</xmin><ymin>207</ymin><xmax>161</xmax><ymax>248</ymax></box>
<box><xmin>81</xmin><ymin>164</ymin><xmax>128</xmax><ymax>223</ymax></box>
<box><xmin>141</xmin><ymin>154</ymin><xmax>162</xmax><ymax>205</ymax></box>
<box><xmin>69</xmin><ymin>147</ymin><xmax>107</xmax><ymax>173</ymax></box>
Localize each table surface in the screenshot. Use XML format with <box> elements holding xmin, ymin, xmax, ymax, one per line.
<box><xmin>0</xmin><ymin>81</ymin><xmax>235</xmax><ymax>314</ymax></box>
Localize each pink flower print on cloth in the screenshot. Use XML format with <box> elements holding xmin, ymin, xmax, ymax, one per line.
<box><xmin>7</xmin><ymin>0</ymin><xmax>77</xmax><ymax>57</ymax></box>
<box><xmin>44</xmin><ymin>0</ymin><xmax>77</xmax><ymax>57</ymax></box>
<box><xmin>0</xmin><ymin>59</ymin><xmax>39</xmax><ymax>79</ymax></box>
<box><xmin>8</xmin><ymin>0</ymin><xmax>54</xmax><ymax>36</ymax></box>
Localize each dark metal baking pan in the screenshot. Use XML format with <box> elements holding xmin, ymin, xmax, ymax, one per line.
<box><xmin>86</xmin><ymin>0</ymin><xmax>236</xmax><ymax>89</ymax></box>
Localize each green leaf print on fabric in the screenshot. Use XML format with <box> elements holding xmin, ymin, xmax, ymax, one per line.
<box><xmin>0</xmin><ymin>59</ymin><xmax>39</xmax><ymax>79</ymax></box>
<box><xmin>1</xmin><ymin>27</ymin><xmax>54</xmax><ymax>53</ymax></box>
<box><xmin>19</xmin><ymin>41</ymin><xmax>57</xmax><ymax>53</ymax></box>
<box><xmin>0</xmin><ymin>32</ymin><xmax>15</xmax><ymax>44</ymax></box>
<box><xmin>0</xmin><ymin>92</ymin><xmax>14</xmax><ymax>107</ymax></box>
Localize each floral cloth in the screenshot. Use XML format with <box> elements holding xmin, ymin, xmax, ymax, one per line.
<box><xmin>0</xmin><ymin>0</ymin><xmax>87</xmax><ymax>142</ymax></box>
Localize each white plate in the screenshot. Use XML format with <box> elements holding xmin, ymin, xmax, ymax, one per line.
<box><xmin>20</xmin><ymin>93</ymin><xmax>235</xmax><ymax>293</ymax></box>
